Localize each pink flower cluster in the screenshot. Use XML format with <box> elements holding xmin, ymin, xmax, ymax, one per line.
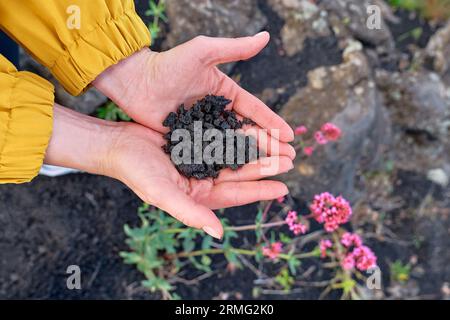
<box><xmin>285</xmin><ymin>210</ymin><xmax>308</xmax><ymax>235</ymax></box>
<box><xmin>320</xmin><ymin>123</ymin><xmax>342</xmax><ymax>141</ymax></box>
<box><xmin>310</xmin><ymin>192</ymin><xmax>352</xmax><ymax>232</ymax></box>
<box><xmin>343</xmin><ymin>245</ymin><xmax>377</xmax><ymax>271</ymax></box>
<box><xmin>262</xmin><ymin>242</ymin><xmax>283</xmax><ymax>260</ymax></box>
<box><xmin>314</xmin><ymin>131</ymin><xmax>328</xmax><ymax>145</ymax></box>
<box><xmin>294</xmin><ymin>125</ymin><xmax>308</xmax><ymax>135</ymax></box>
<box><xmin>340</xmin><ymin>232</ymin><xmax>377</xmax><ymax>271</ymax></box>
<box><xmin>303</xmin><ymin>146</ymin><xmax>314</xmax><ymax>156</ymax></box>
<box><xmin>341</xmin><ymin>232</ymin><xmax>362</xmax><ymax>248</ymax></box>
<box><xmin>294</xmin><ymin>122</ymin><xmax>341</xmax><ymax>157</ymax></box>
<box><xmin>314</xmin><ymin>123</ymin><xmax>342</xmax><ymax>145</ymax></box>
<box><xmin>319</xmin><ymin>239</ymin><xmax>332</xmax><ymax>258</ymax></box>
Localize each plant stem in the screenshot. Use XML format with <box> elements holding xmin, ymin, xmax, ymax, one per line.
<box><xmin>175</xmin><ymin>246</ymin><xmax>317</xmax><ymax>261</ymax></box>
<box><xmin>176</xmin><ymin>247</ymin><xmax>256</xmax><ymax>259</ymax></box>
<box><xmin>294</xmin><ymin>251</ymin><xmax>319</xmax><ymax>259</ymax></box>
<box><xmin>227</xmin><ymin>220</ymin><xmax>286</xmax><ymax>232</ymax></box>
<box><xmin>163</xmin><ymin>220</ymin><xmax>287</xmax><ymax>235</ymax></box>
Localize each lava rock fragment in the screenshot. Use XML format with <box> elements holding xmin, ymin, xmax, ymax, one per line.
<box><xmin>162</xmin><ymin>95</ymin><xmax>259</xmax><ymax>179</ymax></box>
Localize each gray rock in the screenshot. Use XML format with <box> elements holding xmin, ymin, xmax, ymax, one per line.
<box><xmin>375</xmin><ymin>69</ymin><xmax>450</xmax><ymax>175</ymax></box>
<box><xmin>20</xmin><ymin>49</ymin><xmax>107</xmax><ymax>115</ymax></box>
<box><xmin>164</xmin><ymin>0</ymin><xmax>267</xmax><ymax>73</ymax></box>
<box><xmin>269</xmin><ymin>0</ymin><xmax>331</xmax><ymax>56</ymax></box>
<box><xmin>425</xmin><ymin>21</ymin><xmax>450</xmax><ymax>79</ymax></box>
<box><xmin>322</xmin><ymin>0</ymin><xmax>394</xmax><ymax>49</ymax></box>
<box><xmin>279</xmin><ymin>45</ymin><xmax>391</xmax><ymax>201</ymax></box>
<box><xmin>427</xmin><ymin>168</ymin><xmax>449</xmax><ymax>187</ymax></box>
<box><xmin>376</xmin><ymin>70</ymin><xmax>450</xmax><ymax>139</ymax></box>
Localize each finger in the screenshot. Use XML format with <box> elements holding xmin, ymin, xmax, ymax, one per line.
<box><xmin>216</xmin><ymin>74</ymin><xmax>295</xmax><ymax>142</ymax></box>
<box><xmin>236</xmin><ymin>123</ymin><xmax>296</xmax><ymax>160</ymax></box>
<box><xmin>195</xmin><ymin>31</ymin><xmax>270</xmax><ymax>66</ymax></box>
<box><xmin>149</xmin><ymin>180</ymin><xmax>223</xmax><ymax>239</ymax></box>
<box><xmin>215</xmin><ymin>156</ymin><xmax>293</xmax><ymax>183</ymax></box>
<box><xmin>200</xmin><ymin>180</ymin><xmax>289</xmax><ymax>209</ymax></box>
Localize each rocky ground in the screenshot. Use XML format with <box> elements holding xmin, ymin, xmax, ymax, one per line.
<box><xmin>1</xmin><ymin>0</ymin><xmax>449</xmax><ymax>299</ymax></box>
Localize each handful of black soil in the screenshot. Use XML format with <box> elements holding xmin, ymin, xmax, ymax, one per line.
<box><xmin>162</xmin><ymin>95</ymin><xmax>258</xmax><ymax>179</ymax></box>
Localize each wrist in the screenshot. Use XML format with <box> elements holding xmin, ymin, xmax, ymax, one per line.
<box><xmin>92</xmin><ymin>48</ymin><xmax>156</xmax><ymax>113</ymax></box>
<box><xmin>44</xmin><ymin>104</ymin><xmax>124</xmax><ymax>177</ymax></box>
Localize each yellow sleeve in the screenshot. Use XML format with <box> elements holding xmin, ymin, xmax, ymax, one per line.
<box><xmin>0</xmin><ymin>0</ymin><xmax>151</xmax><ymax>96</ymax></box>
<box><xmin>0</xmin><ymin>55</ymin><xmax>54</xmax><ymax>183</ymax></box>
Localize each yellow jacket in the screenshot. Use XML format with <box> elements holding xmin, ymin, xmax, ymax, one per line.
<box><xmin>0</xmin><ymin>0</ymin><xmax>150</xmax><ymax>183</ymax></box>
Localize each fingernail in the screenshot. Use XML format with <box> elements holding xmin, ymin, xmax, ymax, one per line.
<box><xmin>202</xmin><ymin>226</ymin><xmax>222</xmax><ymax>240</ymax></box>
<box><xmin>254</xmin><ymin>31</ymin><xmax>267</xmax><ymax>37</ymax></box>
<box><xmin>288</xmin><ymin>162</ymin><xmax>294</xmax><ymax>171</ymax></box>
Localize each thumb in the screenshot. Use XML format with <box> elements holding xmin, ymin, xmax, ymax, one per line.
<box><xmin>151</xmin><ymin>183</ymin><xmax>223</xmax><ymax>239</ymax></box>
<box><xmin>193</xmin><ymin>31</ymin><xmax>270</xmax><ymax>66</ymax></box>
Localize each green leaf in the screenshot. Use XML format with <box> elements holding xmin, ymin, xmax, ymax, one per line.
<box><xmin>171</xmin><ymin>293</ymin><xmax>182</xmax><ymax>300</ymax></box>
<box><xmin>201</xmin><ymin>255</ymin><xmax>212</xmax><ymax>267</ymax></box>
<box><xmin>341</xmin><ymin>278</ymin><xmax>356</xmax><ymax>295</ymax></box>
<box><xmin>224</xmin><ymin>250</ymin><xmax>241</xmax><ymax>268</ymax></box>
<box><xmin>201</xmin><ymin>236</ymin><xmax>213</xmax><ymax>250</ymax></box>
<box><xmin>287</xmin><ymin>256</ymin><xmax>301</xmax><ymax>275</ymax></box>
<box><xmin>182</xmin><ymin>237</ymin><xmax>195</xmax><ymax>253</ymax></box>
<box><xmin>275</xmin><ymin>268</ymin><xmax>294</xmax><ymax>292</ymax></box>
<box><xmin>311</xmin><ymin>246</ymin><xmax>322</xmax><ymax>257</ymax></box>
<box><xmin>254</xmin><ymin>249</ymin><xmax>263</xmax><ymax>263</ymax></box>
<box><xmin>138</xmin><ymin>202</ymin><xmax>150</xmax><ymax>214</ymax></box>
<box><xmin>96</xmin><ymin>101</ymin><xmax>131</xmax><ymax>121</ymax></box>
<box><xmin>411</xmin><ymin>27</ymin><xmax>423</xmax><ymax>40</ymax></box>
<box><xmin>189</xmin><ymin>256</ymin><xmax>211</xmax><ymax>273</ymax></box>
<box><xmin>255</xmin><ymin>209</ymin><xmax>263</xmax><ymax>242</ymax></box>
<box><xmin>123</xmin><ymin>224</ymin><xmax>133</xmax><ymax>237</ymax></box>
<box><xmin>119</xmin><ymin>252</ymin><xmax>142</xmax><ymax>264</ymax></box>
<box><xmin>159</xmin><ymin>12</ymin><xmax>168</xmax><ymax>22</ymax></box>
<box><xmin>279</xmin><ymin>233</ymin><xmax>292</xmax><ymax>244</ymax></box>
<box><xmin>142</xmin><ymin>277</ymin><xmax>173</xmax><ymax>292</ymax></box>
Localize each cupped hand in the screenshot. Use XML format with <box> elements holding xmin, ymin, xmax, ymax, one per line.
<box><xmin>45</xmin><ymin>105</ymin><xmax>292</xmax><ymax>239</ymax></box>
<box><xmin>93</xmin><ymin>32</ymin><xmax>295</xmax><ymax>159</ymax></box>
<box><xmin>108</xmin><ymin>122</ymin><xmax>293</xmax><ymax>239</ymax></box>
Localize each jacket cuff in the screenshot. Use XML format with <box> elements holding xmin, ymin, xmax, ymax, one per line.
<box><xmin>51</xmin><ymin>9</ymin><xmax>151</xmax><ymax>96</ymax></box>
<box><xmin>0</xmin><ymin>70</ymin><xmax>54</xmax><ymax>183</ymax></box>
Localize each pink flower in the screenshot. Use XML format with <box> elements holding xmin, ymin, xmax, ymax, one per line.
<box><xmin>290</xmin><ymin>222</ymin><xmax>308</xmax><ymax>235</ymax></box>
<box><xmin>321</xmin><ymin>123</ymin><xmax>341</xmax><ymax>141</ymax></box>
<box><xmin>319</xmin><ymin>239</ymin><xmax>332</xmax><ymax>258</ymax></box>
<box><xmin>294</xmin><ymin>125</ymin><xmax>308</xmax><ymax>135</ymax></box>
<box><xmin>262</xmin><ymin>242</ymin><xmax>283</xmax><ymax>260</ymax></box>
<box><xmin>314</xmin><ymin>131</ymin><xmax>328</xmax><ymax>145</ymax></box>
<box><xmin>342</xmin><ymin>253</ymin><xmax>355</xmax><ymax>270</ymax></box>
<box><xmin>276</xmin><ymin>196</ymin><xmax>285</xmax><ymax>203</ymax></box>
<box><xmin>310</xmin><ymin>192</ymin><xmax>352</xmax><ymax>232</ymax></box>
<box><xmin>352</xmin><ymin>246</ymin><xmax>377</xmax><ymax>271</ymax></box>
<box><xmin>285</xmin><ymin>210</ymin><xmax>298</xmax><ymax>225</ymax></box>
<box><xmin>341</xmin><ymin>232</ymin><xmax>362</xmax><ymax>248</ymax></box>
<box><xmin>285</xmin><ymin>211</ymin><xmax>308</xmax><ymax>235</ymax></box>
<box><xmin>303</xmin><ymin>146</ymin><xmax>314</xmax><ymax>156</ymax></box>
<box><xmin>341</xmin><ymin>246</ymin><xmax>377</xmax><ymax>271</ymax></box>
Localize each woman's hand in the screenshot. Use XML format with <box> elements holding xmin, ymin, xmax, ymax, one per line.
<box><xmin>93</xmin><ymin>32</ymin><xmax>296</xmax><ymax>159</ymax></box>
<box><xmin>45</xmin><ymin>104</ymin><xmax>293</xmax><ymax>239</ymax></box>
